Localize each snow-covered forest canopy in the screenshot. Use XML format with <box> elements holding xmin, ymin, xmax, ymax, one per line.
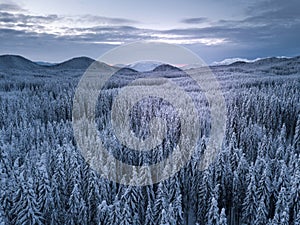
<box><xmin>0</xmin><ymin>55</ymin><xmax>299</xmax><ymax>225</ymax></box>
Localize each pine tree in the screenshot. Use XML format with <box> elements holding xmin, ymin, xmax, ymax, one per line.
<box><xmin>275</xmin><ymin>161</ymin><xmax>290</xmax><ymax>200</ymax></box>
<box><xmin>256</xmin><ymin>164</ymin><xmax>271</xmax><ymax>214</ymax></box>
<box><xmin>242</xmin><ymin>165</ymin><xmax>257</xmax><ymax>225</ymax></box>
<box><xmin>197</xmin><ymin>170</ymin><xmax>212</xmax><ymax>224</ymax></box>
<box><xmin>207</xmin><ymin>197</ymin><xmax>219</xmax><ymax>225</ymax></box>
<box><xmin>36</xmin><ymin>153</ymin><xmax>53</xmax><ymax>222</ymax></box>
<box><xmin>219</xmin><ymin>208</ymin><xmax>227</xmax><ymax>225</ymax></box>
<box><xmin>52</xmin><ymin>151</ymin><xmax>67</xmax><ymax>210</ymax></box>
<box><xmin>290</xmin><ymin>169</ymin><xmax>300</xmax><ymax>224</ymax></box>
<box><xmin>120</xmin><ymin>185</ymin><xmax>143</xmax><ymax>225</ymax></box>
<box><xmin>97</xmin><ymin>200</ymin><xmax>109</xmax><ymax>224</ymax></box>
<box><xmin>153</xmin><ymin>182</ymin><xmax>169</xmax><ymax>224</ymax></box>
<box><xmin>111</xmin><ymin>199</ymin><xmax>123</xmax><ymax>225</ymax></box>
<box><xmin>160</xmin><ymin>209</ymin><xmax>169</xmax><ymax>225</ymax></box>
<box><xmin>273</xmin><ymin>187</ymin><xmax>290</xmax><ymax>225</ymax></box>
<box><xmin>295</xmin><ymin>210</ymin><xmax>300</xmax><ymax>225</ymax></box>
<box><xmin>145</xmin><ymin>201</ymin><xmax>155</xmax><ymax>225</ymax></box>
<box><xmin>160</xmin><ymin>204</ymin><xmax>177</xmax><ymax>225</ymax></box>
<box><xmin>293</xmin><ymin>115</ymin><xmax>300</xmax><ymax>153</ymax></box>
<box><xmin>87</xmin><ymin>170</ymin><xmax>103</xmax><ymax>224</ymax></box>
<box><xmin>10</xmin><ymin>171</ymin><xmax>44</xmax><ymax>225</ymax></box>
<box><xmin>232</xmin><ymin>152</ymin><xmax>248</xmax><ymax>225</ymax></box>
<box><xmin>67</xmin><ymin>183</ymin><xmax>87</xmax><ymax>225</ymax></box>
<box><xmin>0</xmin><ymin>152</ymin><xmax>10</xmax><ymax>221</ymax></box>
<box><xmin>254</xmin><ymin>198</ymin><xmax>269</xmax><ymax>225</ymax></box>
<box><xmin>214</xmin><ymin>148</ymin><xmax>228</xmax><ymax>208</ymax></box>
<box><xmin>120</xmin><ymin>201</ymin><xmax>133</xmax><ymax>225</ymax></box>
<box><xmin>172</xmin><ymin>192</ymin><xmax>184</xmax><ymax>224</ymax></box>
<box><xmin>50</xmin><ymin>175</ymin><xmax>62</xmax><ymax>224</ymax></box>
<box><xmin>0</xmin><ymin>206</ymin><xmax>7</xmax><ymax>225</ymax></box>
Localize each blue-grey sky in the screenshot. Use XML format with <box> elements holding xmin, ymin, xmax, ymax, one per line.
<box><xmin>0</xmin><ymin>0</ymin><xmax>299</xmax><ymax>64</ymax></box>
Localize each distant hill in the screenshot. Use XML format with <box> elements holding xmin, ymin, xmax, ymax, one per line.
<box><xmin>252</xmin><ymin>57</ymin><xmax>289</xmax><ymax>65</ymax></box>
<box><xmin>211</xmin><ymin>58</ymin><xmax>260</xmax><ymax>66</ymax></box>
<box><xmin>0</xmin><ymin>55</ymin><xmax>118</xmax><ymax>73</ymax></box>
<box><xmin>219</xmin><ymin>56</ymin><xmax>300</xmax><ymax>75</ymax></box>
<box><xmin>225</xmin><ymin>56</ymin><xmax>300</xmax><ymax>67</ymax></box>
<box><xmin>153</xmin><ymin>64</ymin><xmax>182</xmax><ymax>72</ymax></box>
<box><xmin>0</xmin><ymin>54</ymin><xmax>299</xmax><ymax>76</ymax></box>
<box><xmin>210</xmin><ymin>56</ymin><xmax>300</xmax><ymax>69</ymax></box>
<box><xmin>0</xmin><ymin>55</ymin><xmax>43</xmax><ymax>71</ymax></box>
<box><xmin>52</xmin><ymin>57</ymin><xmax>95</xmax><ymax>70</ymax></box>
<box><xmin>127</xmin><ymin>61</ymin><xmax>163</xmax><ymax>72</ymax></box>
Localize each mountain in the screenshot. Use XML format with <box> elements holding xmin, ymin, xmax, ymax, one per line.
<box><xmin>228</xmin><ymin>61</ymin><xmax>247</xmax><ymax>66</ymax></box>
<box><xmin>220</xmin><ymin>55</ymin><xmax>300</xmax><ymax>75</ymax></box>
<box><xmin>211</xmin><ymin>56</ymin><xmax>297</xmax><ymax>67</ymax></box>
<box><xmin>211</xmin><ymin>58</ymin><xmax>261</xmax><ymax>66</ymax></box>
<box><xmin>0</xmin><ymin>55</ymin><xmax>43</xmax><ymax>71</ymax></box>
<box><xmin>250</xmin><ymin>56</ymin><xmax>291</xmax><ymax>66</ymax></box>
<box><xmin>152</xmin><ymin>64</ymin><xmax>182</xmax><ymax>72</ymax></box>
<box><xmin>224</xmin><ymin>56</ymin><xmax>300</xmax><ymax>68</ymax></box>
<box><xmin>1</xmin><ymin>55</ymin><xmax>299</xmax><ymax>76</ymax></box>
<box><xmin>0</xmin><ymin>55</ymin><xmax>120</xmax><ymax>76</ymax></box>
<box><xmin>52</xmin><ymin>57</ymin><xmax>119</xmax><ymax>73</ymax></box>
<box><xmin>52</xmin><ymin>57</ymin><xmax>96</xmax><ymax>70</ymax></box>
<box><xmin>127</xmin><ymin>61</ymin><xmax>163</xmax><ymax>72</ymax></box>
<box><xmin>35</xmin><ymin>61</ymin><xmax>57</xmax><ymax>66</ymax></box>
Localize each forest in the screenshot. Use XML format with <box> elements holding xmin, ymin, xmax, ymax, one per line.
<box><xmin>0</xmin><ymin>55</ymin><xmax>299</xmax><ymax>225</ymax></box>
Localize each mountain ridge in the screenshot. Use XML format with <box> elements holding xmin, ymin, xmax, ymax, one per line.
<box><xmin>0</xmin><ymin>55</ymin><xmax>43</xmax><ymax>71</ymax></box>
<box><xmin>0</xmin><ymin>55</ymin><xmax>117</xmax><ymax>72</ymax></box>
<box><xmin>0</xmin><ymin>54</ymin><xmax>299</xmax><ymax>73</ymax></box>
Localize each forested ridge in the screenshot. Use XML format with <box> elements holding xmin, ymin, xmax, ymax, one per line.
<box><xmin>0</xmin><ymin>57</ymin><xmax>299</xmax><ymax>225</ymax></box>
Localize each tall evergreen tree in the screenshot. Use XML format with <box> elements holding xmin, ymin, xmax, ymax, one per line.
<box><xmin>67</xmin><ymin>183</ymin><xmax>87</xmax><ymax>225</ymax></box>
<box><xmin>0</xmin><ymin>206</ymin><xmax>7</xmax><ymax>225</ymax></box>
<box><xmin>207</xmin><ymin>197</ymin><xmax>219</xmax><ymax>225</ymax></box>
<box><xmin>10</xmin><ymin>171</ymin><xmax>44</xmax><ymax>225</ymax></box>
<box><xmin>293</xmin><ymin>115</ymin><xmax>300</xmax><ymax>153</ymax></box>
<box><xmin>219</xmin><ymin>208</ymin><xmax>227</xmax><ymax>225</ymax></box>
<box><xmin>242</xmin><ymin>165</ymin><xmax>258</xmax><ymax>225</ymax></box>
<box><xmin>273</xmin><ymin>187</ymin><xmax>290</xmax><ymax>225</ymax></box>
<box><xmin>290</xmin><ymin>168</ymin><xmax>300</xmax><ymax>224</ymax></box>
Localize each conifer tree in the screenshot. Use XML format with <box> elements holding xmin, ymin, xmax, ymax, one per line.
<box><xmin>219</xmin><ymin>208</ymin><xmax>227</xmax><ymax>225</ymax></box>
<box><xmin>207</xmin><ymin>197</ymin><xmax>219</xmax><ymax>225</ymax></box>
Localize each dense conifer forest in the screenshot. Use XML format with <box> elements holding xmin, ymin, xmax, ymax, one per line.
<box><xmin>0</xmin><ymin>55</ymin><xmax>299</xmax><ymax>224</ymax></box>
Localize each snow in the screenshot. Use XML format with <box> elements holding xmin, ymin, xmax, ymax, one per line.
<box><xmin>211</xmin><ymin>56</ymin><xmax>292</xmax><ymax>66</ymax></box>
<box><xmin>211</xmin><ymin>57</ymin><xmax>262</xmax><ymax>66</ymax></box>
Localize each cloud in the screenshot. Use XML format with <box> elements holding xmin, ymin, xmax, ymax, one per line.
<box><xmin>0</xmin><ymin>6</ymin><xmax>227</xmax><ymax>48</ymax></box>
<box><xmin>172</xmin><ymin>0</ymin><xmax>300</xmax><ymax>48</ymax></box>
<box><xmin>0</xmin><ymin>3</ymin><xmax>23</xmax><ymax>12</ymax></box>
<box><xmin>0</xmin><ymin>0</ymin><xmax>299</xmax><ymax>63</ymax></box>
<box><xmin>246</xmin><ymin>0</ymin><xmax>300</xmax><ymax>17</ymax></box>
<box><xmin>0</xmin><ymin>11</ymin><xmax>59</xmax><ymax>24</ymax></box>
<box><xmin>0</xmin><ymin>3</ymin><xmax>140</xmax><ymax>41</ymax></box>
<box><xmin>181</xmin><ymin>17</ymin><xmax>208</xmax><ymax>24</ymax></box>
<box><xmin>77</xmin><ymin>15</ymin><xmax>138</xmax><ymax>25</ymax></box>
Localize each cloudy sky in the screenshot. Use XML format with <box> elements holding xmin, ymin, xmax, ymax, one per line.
<box><xmin>0</xmin><ymin>0</ymin><xmax>299</xmax><ymax>64</ymax></box>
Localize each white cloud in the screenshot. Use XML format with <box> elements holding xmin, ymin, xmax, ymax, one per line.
<box><xmin>148</xmin><ymin>38</ymin><xmax>227</xmax><ymax>46</ymax></box>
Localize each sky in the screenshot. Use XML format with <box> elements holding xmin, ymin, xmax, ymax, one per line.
<box><xmin>0</xmin><ymin>0</ymin><xmax>299</xmax><ymax>64</ymax></box>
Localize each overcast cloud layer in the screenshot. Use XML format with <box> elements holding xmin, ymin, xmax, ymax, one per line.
<box><xmin>0</xmin><ymin>0</ymin><xmax>299</xmax><ymax>64</ymax></box>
